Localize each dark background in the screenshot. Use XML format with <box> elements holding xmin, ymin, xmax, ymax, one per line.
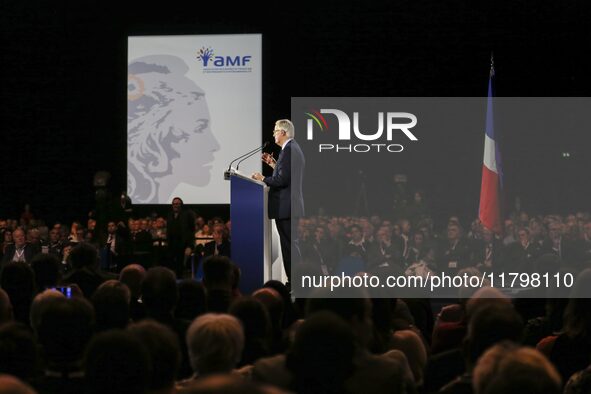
<box><xmin>1</xmin><ymin>0</ymin><xmax>590</xmax><ymax>226</ymax></box>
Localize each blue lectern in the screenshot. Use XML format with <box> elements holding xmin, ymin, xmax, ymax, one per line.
<box><xmin>229</xmin><ymin>172</ymin><xmax>273</xmax><ymax>294</ymax></box>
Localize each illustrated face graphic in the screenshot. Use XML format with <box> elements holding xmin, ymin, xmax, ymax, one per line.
<box><xmin>128</xmin><ymin>55</ymin><xmax>220</xmax><ymax>203</ymax></box>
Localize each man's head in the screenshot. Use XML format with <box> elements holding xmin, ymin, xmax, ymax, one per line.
<box><xmin>272</xmin><ymin>119</ymin><xmax>294</xmax><ymax>147</ymax></box>
<box><xmin>518</xmin><ymin>227</ymin><xmax>530</xmax><ymax>245</ymax></box>
<box><xmin>49</xmin><ymin>228</ymin><xmax>60</xmax><ymax>243</ymax></box>
<box><xmin>13</xmin><ymin>228</ymin><xmax>25</xmax><ymax>249</ymax></box>
<box><xmin>84</xmin><ymin>330</ymin><xmax>150</xmax><ymax>394</ymax></box>
<box><xmin>186</xmin><ymin>313</ymin><xmax>244</xmax><ymax>375</ymax></box>
<box><xmin>107</xmin><ymin>221</ymin><xmax>117</xmax><ymax>235</ymax></box>
<box><xmin>26</xmin><ymin>228</ymin><xmax>40</xmax><ymax>245</ymax></box>
<box><xmin>141</xmin><ymin>267</ymin><xmax>178</xmax><ymax>316</ymax></box>
<box><xmin>172</xmin><ymin>197</ymin><xmax>183</xmax><ymax>214</ymax></box>
<box><xmin>127</xmin><ymin>320</ymin><xmax>181</xmax><ymax>392</ymax></box>
<box><xmin>482</xmin><ymin>227</ymin><xmax>494</xmax><ymax>243</ymax></box>
<box><xmin>212</xmin><ymin>223</ymin><xmax>225</xmax><ymax>244</ymax></box>
<box><xmin>447</xmin><ymin>223</ymin><xmax>461</xmax><ymax>242</ymax></box>
<box><xmin>69</xmin><ymin>242</ymin><xmax>99</xmax><ymax>270</ymax></box>
<box><xmin>348</xmin><ymin>225</ymin><xmax>363</xmax><ymax>243</ymax></box>
<box><xmin>202</xmin><ymin>256</ymin><xmax>234</xmax><ymax>291</ymax></box>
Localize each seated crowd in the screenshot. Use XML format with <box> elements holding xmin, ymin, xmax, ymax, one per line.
<box><xmin>0</xmin><ymin>204</ymin><xmax>591</xmax><ymax>393</ymax></box>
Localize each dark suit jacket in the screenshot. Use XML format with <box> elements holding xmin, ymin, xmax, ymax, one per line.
<box><xmin>1</xmin><ymin>243</ymin><xmax>41</xmax><ymax>264</ymax></box>
<box><xmin>264</xmin><ymin>140</ymin><xmax>305</xmax><ymax>219</ymax></box>
<box><xmin>166</xmin><ymin>209</ymin><xmax>196</xmax><ymax>250</ymax></box>
<box><xmin>202</xmin><ymin>240</ymin><xmax>231</xmax><ymax>258</ymax></box>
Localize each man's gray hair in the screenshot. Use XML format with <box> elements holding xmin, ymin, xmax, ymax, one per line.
<box><xmin>186</xmin><ymin>313</ymin><xmax>244</xmax><ymax>375</ymax></box>
<box><xmin>275</xmin><ymin>119</ymin><xmax>295</xmax><ymax>138</ymax></box>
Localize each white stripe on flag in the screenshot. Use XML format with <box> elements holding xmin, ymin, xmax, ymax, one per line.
<box><xmin>483</xmin><ymin>133</ymin><xmax>498</xmax><ymax>173</ymax></box>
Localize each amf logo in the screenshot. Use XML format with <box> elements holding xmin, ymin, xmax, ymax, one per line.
<box><xmin>196</xmin><ymin>46</ymin><xmax>252</xmax><ymax>73</ymax></box>
<box><xmin>305</xmin><ymin>109</ymin><xmax>418</xmax><ymax>153</ymax></box>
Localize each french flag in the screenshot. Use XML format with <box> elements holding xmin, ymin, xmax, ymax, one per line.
<box><xmin>479</xmin><ymin>60</ymin><xmax>503</xmax><ymax>234</ymax></box>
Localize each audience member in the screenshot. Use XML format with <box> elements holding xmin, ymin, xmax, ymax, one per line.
<box><xmin>84</xmin><ymin>330</ymin><xmax>150</xmax><ymax>394</ymax></box>
<box><xmin>182</xmin><ymin>313</ymin><xmax>244</xmax><ymax>384</ymax></box>
<box><xmin>91</xmin><ymin>280</ymin><xmax>131</xmax><ymax>331</ymax></box>
<box><xmin>128</xmin><ymin>319</ymin><xmax>181</xmax><ymax>394</ymax></box>
<box><xmin>229</xmin><ymin>296</ymin><xmax>272</xmax><ymax>367</ymax></box>
<box><xmin>473</xmin><ymin>342</ymin><xmax>561</xmax><ymax>394</ymax></box>
<box><xmin>119</xmin><ymin>263</ymin><xmax>146</xmax><ymax>321</ymax></box>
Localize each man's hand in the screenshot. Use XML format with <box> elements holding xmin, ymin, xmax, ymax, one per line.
<box><xmin>252</xmin><ymin>172</ymin><xmax>265</xmax><ymax>181</ymax></box>
<box><xmin>262</xmin><ymin>152</ymin><xmax>276</xmax><ymax>168</ymax></box>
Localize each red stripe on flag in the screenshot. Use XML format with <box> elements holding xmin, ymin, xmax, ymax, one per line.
<box><xmin>479</xmin><ymin>165</ymin><xmax>502</xmax><ymax>234</ymax></box>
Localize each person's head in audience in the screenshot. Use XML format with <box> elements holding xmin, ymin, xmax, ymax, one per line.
<box><xmin>186</xmin><ymin>313</ymin><xmax>244</xmax><ymax>376</ymax></box>
<box><xmin>0</xmin><ymin>322</ymin><xmax>41</xmax><ymax>381</ymax></box>
<box><xmin>141</xmin><ymin>267</ymin><xmax>178</xmax><ymax>319</ymax></box>
<box><xmin>252</xmin><ymin>288</ymin><xmax>284</xmax><ymax>348</ymax></box>
<box><xmin>0</xmin><ymin>289</ymin><xmax>13</xmax><ymax>324</ymax></box>
<box><xmin>286</xmin><ymin>311</ymin><xmax>356</xmax><ymax>394</ymax></box>
<box><xmin>348</xmin><ymin>225</ymin><xmax>363</xmax><ymax>244</ymax></box>
<box><xmin>3</xmin><ymin>229</ymin><xmax>13</xmax><ymax>244</ymax></box>
<box><xmin>68</xmin><ymin>242</ymin><xmax>98</xmax><ymax>270</ymax></box>
<box><xmin>176</xmin><ymin>279</ymin><xmax>207</xmax><ymax>321</ymax></box>
<box><xmin>447</xmin><ymin>223</ymin><xmax>462</xmax><ymax>242</ymax></box>
<box><xmin>473</xmin><ymin>342</ymin><xmax>561</xmax><ymax>394</ymax></box>
<box><xmin>91</xmin><ymin>280</ymin><xmax>131</xmax><ymax>331</ymax></box>
<box><xmin>464</xmin><ymin>302</ymin><xmax>524</xmax><ymax>370</ymax></box>
<box><xmin>84</xmin><ymin>330</ymin><xmax>150</xmax><ymax>394</ymax></box>
<box><xmin>564</xmin><ymin>364</ymin><xmax>591</xmax><ymax>394</ymax></box>
<box><xmin>119</xmin><ymin>264</ymin><xmax>146</xmax><ymax>300</ymax></box>
<box><xmin>29</xmin><ymin>289</ymin><xmax>64</xmax><ymax>334</ymax></box>
<box><xmin>548</xmin><ymin>221</ymin><xmax>563</xmax><ymax>242</ymax></box>
<box><xmin>202</xmin><ymin>256</ymin><xmax>233</xmax><ymax>292</ymax></box>
<box><xmin>26</xmin><ymin>228</ymin><xmax>41</xmax><ymax>246</ymax></box>
<box><xmin>201</xmin><ymin>257</ymin><xmax>233</xmax><ymax>313</ymax></box>
<box><xmin>30</xmin><ymin>253</ymin><xmax>60</xmax><ymax>291</ymax></box>
<box><xmin>229</xmin><ymin>296</ymin><xmax>271</xmax><ymax>365</ymax></box>
<box><xmin>12</xmin><ymin>229</ymin><xmax>26</xmax><ymax>249</ymax></box>
<box><xmin>0</xmin><ymin>262</ymin><xmax>35</xmax><ymax>324</ymax></box>
<box><xmin>465</xmin><ymin>286</ymin><xmax>511</xmax><ymax>318</ymax></box>
<box><xmin>0</xmin><ymin>375</ymin><xmax>37</xmax><ymax>394</ymax></box>
<box><xmin>48</xmin><ymin>228</ymin><xmax>60</xmax><ymax>245</ymax></box>
<box><xmin>128</xmin><ymin>320</ymin><xmax>181</xmax><ymax>393</ymax></box>
<box><xmin>37</xmin><ymin>297</ymin><xmax>94</xmax><ymax>368</ymax></box>
<box><xmin>306</xmin><ymin>287</ymin><xmax>373</xmax><ymax>348</ymax></box>
<box><xmin>263</xmin><ymin>280</ymin><xmax>297</xmax><ymax>329</ymax></box>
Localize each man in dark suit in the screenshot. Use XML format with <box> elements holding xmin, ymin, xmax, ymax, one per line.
<box><xmin>202</xmin><ymin>223</ymin><xmax>231</xmax><ymax>258</ymax></box>
<box><xmin>252</xmin><ymin>119</ymin><xmax>305</xmax><ymax>283</ymax></box>
<box><xmin>103</xmin><ymin>221</ymin><xmax>130</xmax><ymax>272</ymax></box>
<box><xmin>166</xmin><ymin>197</ymin><xmax>195</xmax><ymax>278</ymax></box>
<box><xmin>1</xmin><ymin>228</ymin><xmax>40</xmax><ymax>265</ymax></box>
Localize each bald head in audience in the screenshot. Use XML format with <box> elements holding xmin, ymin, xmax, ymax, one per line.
<box><xmin>0</xmin><ymin>375</ymin><xmax>37</xmax><ymax>394</ymax></box>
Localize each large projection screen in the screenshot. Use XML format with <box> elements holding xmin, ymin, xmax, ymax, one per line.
<box><xmin>127</xmin><ymin>34</ymin><xmax>262</xmax><ymax>204</ymax></box>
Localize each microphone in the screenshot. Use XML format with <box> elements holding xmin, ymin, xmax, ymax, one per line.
<box><xmin>224</xmin><ymin>142</ymin><xmax>270</xmax><ymax>180</ymax></box>
<box><xmin>236</xmin><ymin>141</ymin><xmax>270</xmax><ymax>171</ymax></box>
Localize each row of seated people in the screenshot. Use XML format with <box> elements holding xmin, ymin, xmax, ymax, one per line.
<box><xmin>0</xmin><ymin>220</ymin><xmax>231</xmax><ymax>274</ymax></box>
<box><xmin>298</xmin><ymin>213</ymin><xmax>591</xmax><ymax>275</ymax></box>
<box><xmin>1</xmin><ymin>239</ymin><xmax>591</xmax><ymax>393</ymax></box>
